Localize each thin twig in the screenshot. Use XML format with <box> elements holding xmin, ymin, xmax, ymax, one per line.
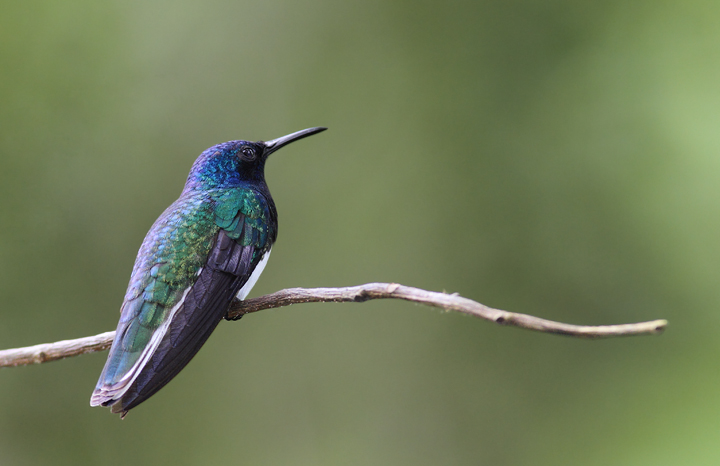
<box><xmin>0</xmin><ymin>282</ymin><xmax>667</xmax><ymax>368</ymax></box>
<box><xmin>0</xmin><ymin>332</ymin><xmax>115</xmax><ymax>368</ymax></box>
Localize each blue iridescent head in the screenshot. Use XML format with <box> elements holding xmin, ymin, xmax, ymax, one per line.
<box><xmin>184</xmin><ymin>127</ymin><xmax>327</xmax><ymax>191</ymax></box>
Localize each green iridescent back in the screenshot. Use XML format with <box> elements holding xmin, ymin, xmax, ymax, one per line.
<box><xmin>97</xmin><ymin>186</ymin><xmax>274</xmax><ymax>386</ymax></box>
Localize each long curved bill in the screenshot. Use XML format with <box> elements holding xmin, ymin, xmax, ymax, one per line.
<box><xmin>263</xmin><ymin>127</ymin><xmax>327</xmax><ymax>157</ymax></box>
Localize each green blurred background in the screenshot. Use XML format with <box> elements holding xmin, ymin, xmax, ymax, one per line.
<box><xmin>0</xmin><ymin>1</ymin><xmax>718</xmax><ymax>464</ymax></box>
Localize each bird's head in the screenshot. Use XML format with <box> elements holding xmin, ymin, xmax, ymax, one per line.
<box><xmin>184</xmin><ymin>127</ymin><xmax>327</xmax><ymax>191</ymax></box>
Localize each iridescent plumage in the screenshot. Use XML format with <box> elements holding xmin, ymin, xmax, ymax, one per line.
<box><xmin>91</xmin><ymin>128</ymin><xmax>326</xmax><ymax>416</ymax></box>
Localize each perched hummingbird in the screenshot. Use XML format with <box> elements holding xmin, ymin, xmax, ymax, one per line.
<box><xmin>91</xmin><ymin>127</ymin><xmax>327</xmax><ymax>417</ymax></box>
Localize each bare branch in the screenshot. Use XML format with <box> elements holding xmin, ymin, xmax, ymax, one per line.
<box><xmin>0</xmin><ymin>282</ymin><xmax>667</xmax><ymax>368</ymax></box>
<box><xmin>0</xmin><ymin>331</ymin><xmax>115</xmax><ymax>368</ymax></box>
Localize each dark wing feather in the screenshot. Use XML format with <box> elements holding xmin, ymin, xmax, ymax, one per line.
<box><xmin>113</xmin><ymin>229</ymin><xmax>259</xmax><ymax>414</ymax></box>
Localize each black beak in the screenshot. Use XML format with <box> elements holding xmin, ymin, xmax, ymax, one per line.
<box><xmin>263</xmin><ymin>127</ymin><xmax>327</xmax><ymax>157</ymax></box>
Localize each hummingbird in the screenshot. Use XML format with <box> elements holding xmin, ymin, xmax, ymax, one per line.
<box><xmin>90</xmin><ymin>127</ymin><xmax>327</xmax><ymax>417</ymax></box>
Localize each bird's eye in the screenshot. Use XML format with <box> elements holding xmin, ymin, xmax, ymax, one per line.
<box><xmin>240</xmin><ymin>147</ymin><xmax>256</xmax><ymax>162</ymax></box>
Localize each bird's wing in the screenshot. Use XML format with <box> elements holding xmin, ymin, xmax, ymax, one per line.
<box><xmin>91</xmin><ymin>190</ymin><xmax>274</xmax><ymax>414</ymax></box>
